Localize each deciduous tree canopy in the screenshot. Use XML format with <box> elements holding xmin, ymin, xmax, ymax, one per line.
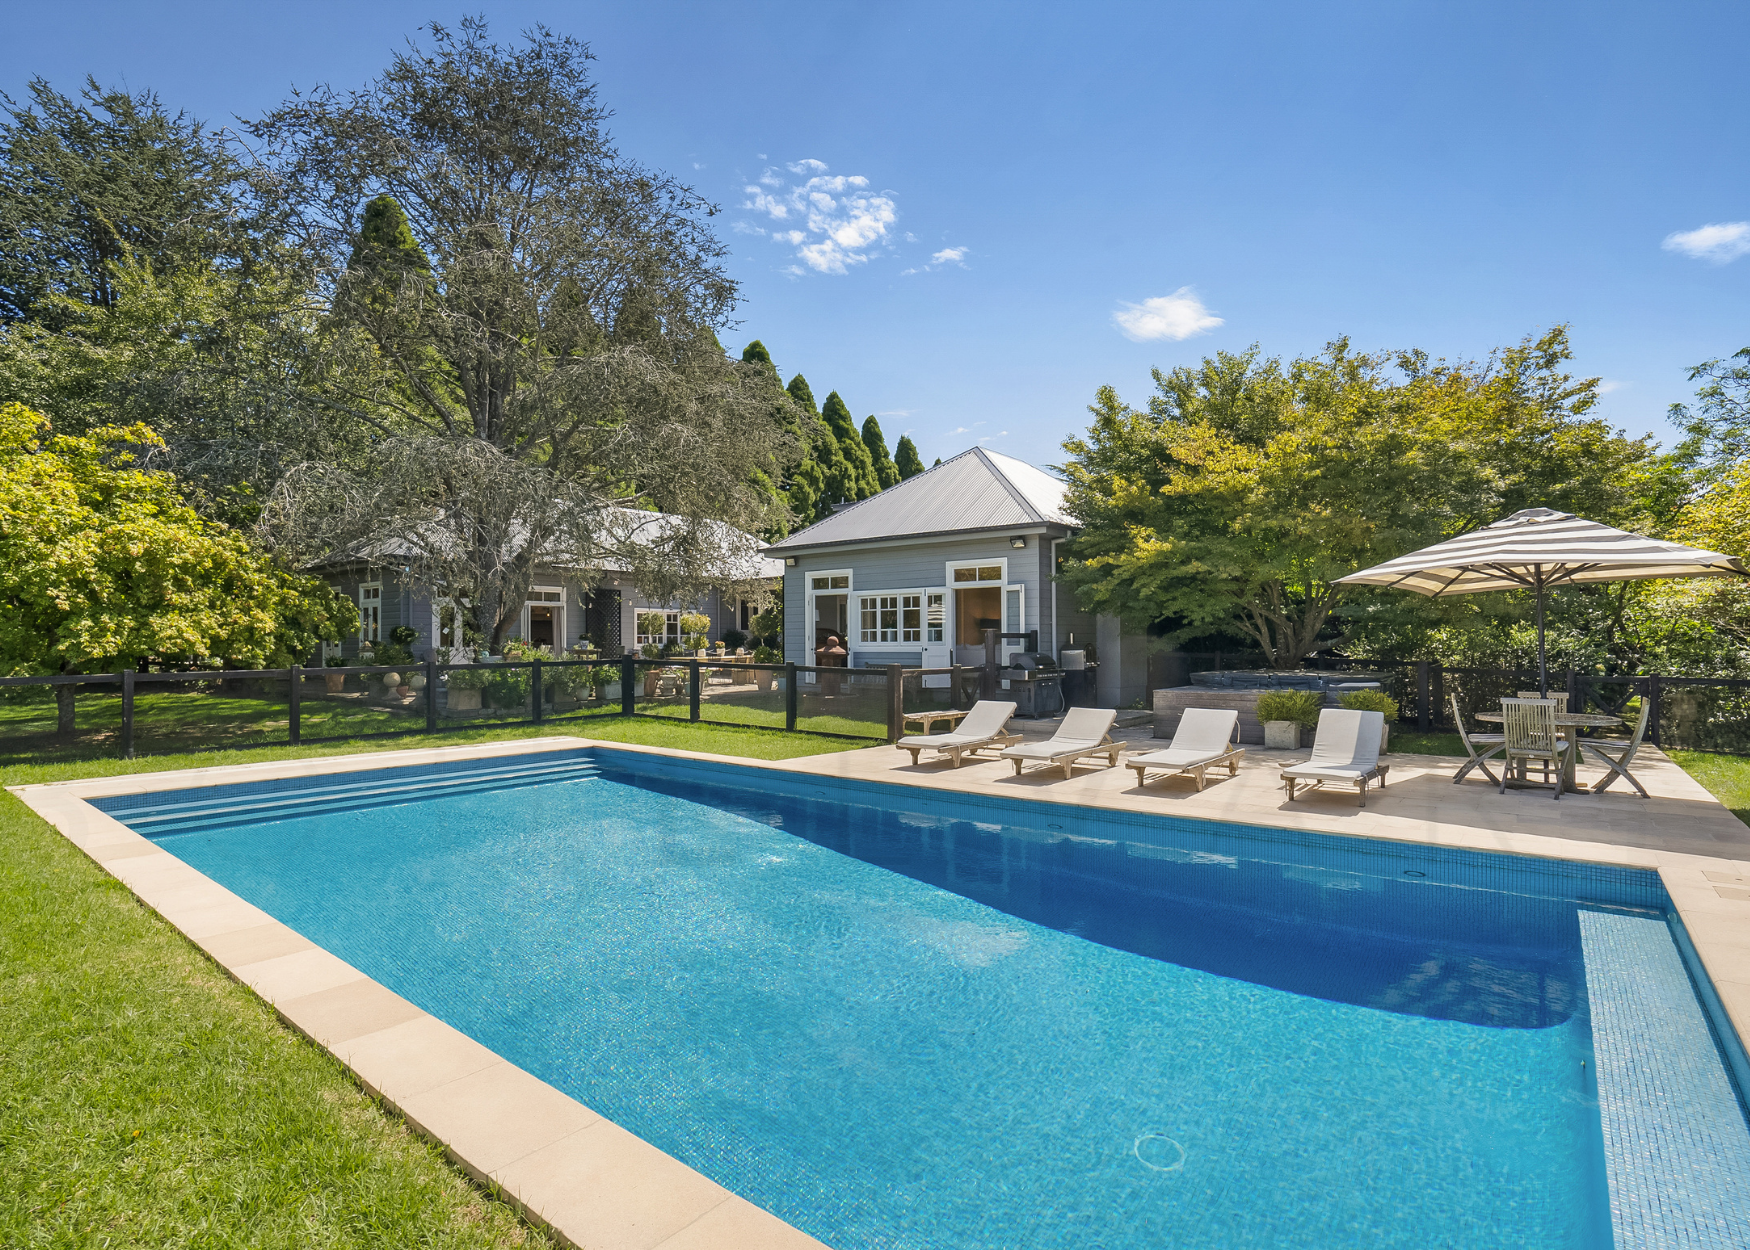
<box><xmin>1060</xmin><ymin>330</ymin><xmax>1656</xmax><ymax>667</ymax></box>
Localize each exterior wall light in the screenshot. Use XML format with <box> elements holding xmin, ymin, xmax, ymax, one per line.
<box><xmin>785</xmin><ymin>557</ymin><xmax>797</xmax><ymax>566</ymax></box>
<box><xmin>1010</xmin><ymin>536</ymin><xmax>1027</xmax><ymax>549</ymax></box>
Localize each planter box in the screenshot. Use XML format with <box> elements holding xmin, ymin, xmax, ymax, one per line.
<box><xmin>448</xmin><ymin>688</ymin><xmax>482</xmax><ymax>710</ymax></box>
<box><xmin>603</xmin><ymin>682</ymin><xmax>621</xmax><ymax>701</ymax></box>
<box><xmin>1264</xmin><ymin>720</ymin><xmax>1304</xmax><ymax>750</ymax></box>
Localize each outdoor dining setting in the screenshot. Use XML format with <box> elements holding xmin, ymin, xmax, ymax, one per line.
<box><xmin>1338</xmin><ymin>505</ymin><xmax>1745</xmax><ymax>801</ymax></box>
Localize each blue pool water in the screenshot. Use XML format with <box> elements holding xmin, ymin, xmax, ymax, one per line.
<box><xmin>104</xmin><ymin>750</ymin><xmax>1750</xmax><ymax>1248</ymax></box>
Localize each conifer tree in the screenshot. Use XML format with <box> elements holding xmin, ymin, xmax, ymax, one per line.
<box><xmin>821</xmin><ymin>391</ymin><xmax>880</xmax><ymax>501</ymax></box>
<box><xmin>862</xmin><ymin>415</ymin><xmax>900</xmax><ymax>490</ymax></box>
<box><xmin>786</xmin><ymin>372</ymin><xmax>851</xmax><ymax>523</ymax></box>
<box><xmin>895</xmin><ymin>435</ymin><xmax>925</xmax><ymax>480</ymax></box>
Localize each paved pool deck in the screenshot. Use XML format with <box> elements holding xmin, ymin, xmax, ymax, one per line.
<box><xmin>12</xmin><ymin>731</ymin><xmax>1750</xmax><ymax>1249</ymax></box>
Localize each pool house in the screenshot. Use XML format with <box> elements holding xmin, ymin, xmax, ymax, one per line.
<box><xmin>763</xmin><ymin>447</ymin><xmax>1151</xmax><ymax>708</ymax></box>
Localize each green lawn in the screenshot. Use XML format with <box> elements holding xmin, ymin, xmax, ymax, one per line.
<box><xmin>1667</xmin><ymin>749</ymin><xmax>1750</xmax><ymax>827</ymax></box>
<box><xmin>0</xmin><ymin>720</ymin><xmax>864</xmax><ymax>1246</ymax></box>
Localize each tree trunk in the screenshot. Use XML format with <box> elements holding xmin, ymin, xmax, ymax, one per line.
<box><xmin>55</xmin><ymin>683</ymin><xmax>75</xmax><ymax>742</ymax></box>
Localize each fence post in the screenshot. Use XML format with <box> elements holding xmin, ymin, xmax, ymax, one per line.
<box><xmin>288</xmin><ymin>664</ymin><xmax>302</xmax><ymax>746</ymax></box>
<box><xmin>121</xmin><ymin>668</ymin><xmax>135</xmax><ymax>760</ymax></box>
<box><xmin>425</xmin><ymin>659</ymin><xmax>438</xmax><ymax>732</ymax></box>
<box><xmin>1647</xmin><ymin>675</ymin><xmax>1662</xmax><ymax>747</ymax></box>
<box><xmin>1565</xmin><ymin>667</ymin><xmax>1578</xmax><ymax>714</ymax></box>
<box><xmin>689</xmin><ymin>659</ymin><xmax>701</xmax><ymax>722</ymax></box>
<box><xmin>531</xmin><ymin>660</ymin><xmax>544</xmax><ymax>723</ymax></box>
<box><xmin>785</xmin><ymin>662</ymin><xmax>798</xmax><ymax>731</ymax></box>
<box><xmin>1433</xmin><ymin>663</ymin><xmax>1445</xmax><ymax>727</ymax></box>
<box><xmin>982</xmin><ymin>627</ymin><xmax>999</xmax><ymax>701</ymax></box>
<box><xmin>1416</xmin><ymin>660</ymin><xmax>1430</xmax><ymax>732</ymax></box>
<box><xmin>621</xmin><ymin>651</ymin><xmax>635</xmax><ymax>715</ymax></box>
<box><xmin>887</xmin><ymin>664</ymin><xmax>904</xmax><ymax>742</ymax></box>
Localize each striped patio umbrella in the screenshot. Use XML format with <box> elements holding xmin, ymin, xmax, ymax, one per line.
<box><xmin>1335</xmin><ymin>507</ymin><xmax>1748</xmax><ymax>694</ymax></box>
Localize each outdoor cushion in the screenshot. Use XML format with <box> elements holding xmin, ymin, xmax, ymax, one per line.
<box><xmin>1128</xmin><ymin>708</ymin><xmax>1244</xmax><ymax>790</ymax></box>
<box><xmin>999</xmin><ymin>707</ymin><xmax>1121</xmax><ymax>778</ymax></box>
<box><xmin>896</xmin><ymin>700</ymin><xmax>1019</xmax><ymax>767</ymax></box>
<box><xmin>1281</xmin><ymin>709</ymin><xmax>1388</xmax><ymax>806</ymax></box>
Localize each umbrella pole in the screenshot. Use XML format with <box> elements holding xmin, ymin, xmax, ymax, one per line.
<box><xmin>1537</xmin><ymin>584</ymin><xmax>1548</xmax><ymax>698</ymax></box>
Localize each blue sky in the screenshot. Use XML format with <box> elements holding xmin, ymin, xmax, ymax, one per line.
<box><xmin>5</xmin><ymin>1</ymin><xmax>1746</xmax><ymax>469</ymax></box>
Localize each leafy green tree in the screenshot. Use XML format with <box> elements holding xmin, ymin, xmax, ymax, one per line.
<box><xmin>1060</xmin><ymin>330</ymin><xmax>1654</xmax><ymax>667</ymax></box>
<box><xmin>1670</xmin><ymin>346</ymin><xmax>1750</xmax><ymax>484</ymax></box>
<box><xmin>248</xmin><ymin>18</ymin><xmax>796</xmax><ymax>648</ymax></box>
<box><xmin>0</xmin><ymin>76</ymin><xmax>267</xmax><ymax>326</ymax></box>
<box><xmin>0</xmin><ymin>403</ymin><xmax>355</xmax><ymax>737</ymax></box>
<box><xmin>862</xmin><ymin>415</ymin><xmax>900</xmax><ymax>490</ymax></box>
<box><xmin>894</xmin><ymin>434</ymin><xmax>925</xmax><ymax>480</ymax></box>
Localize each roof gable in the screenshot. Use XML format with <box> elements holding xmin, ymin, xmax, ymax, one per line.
<box><xmin>766</xmin><ymin>447</ymin><xmax>1071</xmax><ymax>552</ymax></box>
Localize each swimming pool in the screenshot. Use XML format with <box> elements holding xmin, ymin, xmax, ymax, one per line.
<box><xmin>98</xmin><ymin>747</ymin><xmax>1750</xmax><ymax>1249</ymax></box>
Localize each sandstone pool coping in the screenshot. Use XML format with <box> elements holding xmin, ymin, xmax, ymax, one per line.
<box><xmin>13</xmin><ymin>732</ymin><xmax>1750</xmax><ymax>1246</ymax></box>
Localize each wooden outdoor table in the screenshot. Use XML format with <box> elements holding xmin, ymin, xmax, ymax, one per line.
<box><xmin>903</xmin><ymin>707</ymin><xmax>971</xmax><ymax>736</ymax></box>
<box><xmin>1475</xmin><ymin>710</ymin><xmax>1624</xmax><ymax>794</ymax></box>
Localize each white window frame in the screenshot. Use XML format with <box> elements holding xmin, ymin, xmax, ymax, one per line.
<box><xmin>358</xmin><ymin>582</ymin><xmax>383</xmax><ymax>646</ymax></box>
<box><xmin>851</xmin><ymin>586</ymin><xmax>945</xmax><ymax>655</ymax></box>
<box><xmin>944</xmin><ymin>557</ymin><xmax>1007</xmax><ymax>588</ymax></box>
<box><xmin>635</xmin><ymin>609</ymin><xmax>681</xmax><ymax>648</ymax></box>
<box><xmin>805</xmin><ymin>569</ymin><xmax>854</xmax><ymax>672</ymax></box>
<box><xmin>518</xmin><ymin>585</ymin><xmax>565</xmax><ymax>654</ymax></box>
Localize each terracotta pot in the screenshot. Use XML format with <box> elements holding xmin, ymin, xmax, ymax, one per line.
<box><xmin>324</xmin><ymin>673</ymin><xmax>345</xmax><ymax>694</ymax></box>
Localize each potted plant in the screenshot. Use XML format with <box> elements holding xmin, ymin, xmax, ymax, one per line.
<box><xmin>1339</xmin><ymin>688</ymin><xmax>1400</xmax><ymax>753</ymax></box>
<box><xmin>752</xmin><ymin>644</ymin><xmax>779</xmax><ymax>691</ymax></box>
<box><xmin>1256</xmin><ymin>689</ymin><xmax>1323</xmax><ymax>749</ymax></box>
<box><xmin>640</xmin><ymin>642</ymin><xmax>664</xmax><ymax>697</ymax></box>
<box><xmin>445</xmin><ymin>666</ymin><xmax>489</xmax><ymax>711</ymax></box>
<box><xmin>323</xmin><ymin>654</ymin><xmax>347</xmax><ymax>693</ymax></box>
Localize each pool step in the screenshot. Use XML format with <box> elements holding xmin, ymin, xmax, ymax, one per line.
<box><xmin>111</xmin><ymin>756</ymin><xmax>602</xmax><ymax>836</ymax></box>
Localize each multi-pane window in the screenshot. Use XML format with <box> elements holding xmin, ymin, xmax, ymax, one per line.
<box><xmin>636</xmin><ymin>611</ymin><xmax>680</xmax><ymax>646</ymax></box>
<box><xmin>925</xmin><ymin>593</ymin><xmax>946</xmax><ymax>643</ymax></box>
<box><xmin>1005</xmin><ymin>587</ymin><xmax>1023</xmax><ymax>633</ymax></box>
<box><xmin>529</xmin><ymin>589</ymin><xmax>562</xmax><ymax>603</ymax></box>
<box><xmin>951</xmin><ymin>565</ymin><xmax>1004</xmax><ymax>584</ymax></box>
<box><xmin>859</xmin><ymin>594</ymin><xmax>902</xmax><ymax>643</ymax></box>
<box><xmin>359</xmin><ymin>584</ymin><xmax>382</xmax><ymax>644</ymax></box>
<box><xmin>810</xmin><ymin>573</ymin><xmax>850</xmax><ymax>591</ymax></box>
<box><xmin>900</xmin><ymin>594</ymin><xmax>922</xmax><ymax>643</ymax></box>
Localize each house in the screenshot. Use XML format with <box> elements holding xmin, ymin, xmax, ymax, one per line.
<box><xmin>762</xmin><ymin>447</ymin><xmax>1150</xmax><ymax>708</ymax></box>
<box><xmin>317</xmin><ymin>516</ymin><xmax>782</xmax><ymax>662</ymax></box>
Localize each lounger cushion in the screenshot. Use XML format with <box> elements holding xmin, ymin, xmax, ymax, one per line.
<box><xmin>1131</xmin><ymin>746</ymin><xmax>1234</xmax><ymax>769</ymax></box>
<box><xmin>896</xmin><ymin>700</ymin><xmax>1016</xmax><ymax>750</ymax></box>
<box><xmin>1166</xmin><ymin>708</ymin><xmax>1241</xmax><ymax>755</ymax></box>
<box><xmin>1003</xmin><ymin>738</ymin><xmax>1108</xmax><ymax>762</ymax></box>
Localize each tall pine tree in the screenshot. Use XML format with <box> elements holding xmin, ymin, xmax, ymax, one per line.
<box><xmin>787</xmin><ymin>373</ymin><xmax>854</xmax><ymax>523</ymax></box>
<box><xmin>862</xmin><ymin>415</ymin><xmax>900</xmax><ymax>490</ymax></box>
<box><xmin>821</xmin><ymin>391</ymin><xmax>880</xmax><ymax>502</ymax></box>
<box><xmin>895</xmin><ymin>435</ymin><xmax>925</xmax><ymax>480</ymax></box>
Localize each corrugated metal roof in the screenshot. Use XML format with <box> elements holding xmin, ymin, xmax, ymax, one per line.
<box><xmin>766</xmin><ymin>447</ymin><xmax>1072</xmax><ymax>553</ymax></box>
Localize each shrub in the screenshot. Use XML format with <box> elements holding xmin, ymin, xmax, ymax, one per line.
<box><xmin>1339</xmin><ymin>688</ymin><xmax>1400</xmax><ymax>719</ymax></box>
<box><xmin>389</xmin><ymin>625</ymin><xmax>420</xmax><ymax>646</ymax></box>
<box><xmin>323</xmin><ymin>654</ymin><xmax>348</xmax><ymax>667</ymax></box>
<box><xmin>445</xmin><ymin>666</ymin><xmax>490</xmax><ymax>689</ymax></box>
<box><xmin>752</xmin><ymin>645</ymin><xmax>779</xmax><ymax>664</ymax></box>
<box><xmin>722</xmin><ymin>629</ymin><xmax>747</xmax><ymax>650</ymax></box>
<box><xmin>677</xmin><ymin>611</ymin><xmax>710</xmax><ymax>636</ymax></box>
<box><xmin>1256</xmin><ymin>689</ymin><xmax>1324</xmax><ymax>728</ymax></box>
<box><xmin>637</xmin><ymin>611</ymin><xmax>667</xmax><ymax>640</ymax></box>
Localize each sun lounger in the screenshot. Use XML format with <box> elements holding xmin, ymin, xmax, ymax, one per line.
<box><xmin>1281</xmin><ymin>709</ymin><xmax>1389</xmax><ymax>807</ymax></box>
<box><xmin>1127</xmin><ymin>708</ymin><xmax>1244</xmax><ymax>790</ymax></box>
<box><xmin>999</xmin><ymin>707</ymin><xmax>1121</xmax><ymax>779</ymax></box>
<box><xmin>896</xmin><ymin>700</ymin><xmax>1020</xmax><ymax>767</ymax></box>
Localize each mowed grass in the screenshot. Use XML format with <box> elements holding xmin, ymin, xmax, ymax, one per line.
<box><xmin>1667</xmin><ymin>749</ymin><xmax>1750</xmax><ymax>827</ymax></box>
<box><xmin>0</xmin><ymin>720</ymin><xmax>864</xmax><ymax>1246</ymax></box>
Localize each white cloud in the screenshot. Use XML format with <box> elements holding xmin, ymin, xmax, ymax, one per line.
<box><xmin>1112</xmin><ymin>287</ymin><xmax>1224</xmax><ymax>342</ymax></box>
<box><xmin>1662</xmin><ymin>221</ymin><xmax>1750</xmax><ymax>264</ymax></box>
<box><xmin>931</xmin><ymin>246</ymin><xmax>968</xmax><ymax>266</ymax></box>
<box><xmin>1597</xmin><ymin>378</ymin><xmax>1630</xmax><ymax>395</ymax></box>
<box><xmin>740</xmin><ymin>158</ymin><xmax>898</xmax><ymax>275</ymax></box>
